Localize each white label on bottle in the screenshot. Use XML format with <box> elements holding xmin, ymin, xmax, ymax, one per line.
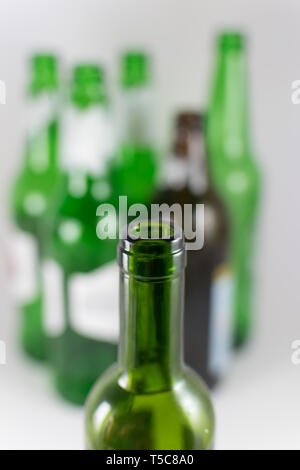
<box><xmin>10</xmin><ymin>230</ymin><xmax>38</xmax><ymax>304</ymax></box>
<box><xmin>165</xmin><ymin>156</ymin><xmax>188</xmax><ymax>190</ymax></box>
<box><xmin>27</xmin><ymin>128</ymin><xmax>50</xmax><ymax>173</ymax></box>
<box><xmin>60</xmin><ymin>106</ymin><xmax>114</xmax><ymax>175</ymax></box>
<box><xmin>42</xmin><ymin>260</ymin><xmax>65</xmax><ymax>337</ymax></box>
<box><xmin>27</xmin><ymin>94</ymin><xmax>57</xmax><ymax>136</ymax></box>
<box><xmin>69</xmin><ymin>261</ymin><xmax>119</xmax><ymax>342</ymax></box>
<box><xmin>208</xmin><ymin>265</ymin><xmax>234</xmax><ymax>378</ymax></box>
<box><xmin>26</xmin><ymin>94</ymin><xmax>58</xmax><ymax>173</ymax></box>
<box><xmin>117</xmin><ymin>88</ymin><xmax>154</xmax><ymax>143</ymax></box>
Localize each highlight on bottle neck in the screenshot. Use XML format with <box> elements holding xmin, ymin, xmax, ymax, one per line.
<box><xmin>71</xmin><ymin>64</ymin><xmax>107</xmax><ymax>108</ymax></box>
<box><xmin>120</xmin><ymin>51</ymin><xmax>150</xmax><ymax>88</ymax></box>
<box><xmin>118</xmin><ymin>221</ymin><xmax>186</xmax><ymax>280</ymax></box>
<box><xmin>29</xmin><ymin>53</ymin><xmax>59</xmax><ymax>95</ymax></box>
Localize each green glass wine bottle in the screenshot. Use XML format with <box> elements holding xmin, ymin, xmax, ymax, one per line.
<box><xmin>42</xmin><ymin>65</ymin><xmax>118</xmax><ymax>404</ymax></box>
<box><xmin>206</xmin><ymin>32</ymin><xmax>260</xmax><ymax>347</ymax></box>
<box><xmin>109</xmin><ymin>51</ymin><xmax>157</xmax><ymax>206</ymax></box>
<box><xmin>85</xmin><ymin>221</ymin><xmax>214</xmax><ymax>450</ymax></box>
<box><xmin>10</xmin><ymin>53</ymin><xmax>59</xmax><ymax>360</ymax></box>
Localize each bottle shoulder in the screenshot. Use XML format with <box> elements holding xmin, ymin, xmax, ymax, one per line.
<box><xmin>85</xmin><ymin>366</ymin><xmax>214</xmax><ymax>450</ymax></box>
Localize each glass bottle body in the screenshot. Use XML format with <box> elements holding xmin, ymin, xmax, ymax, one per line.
<box><xmin>155</xmin><ymin>113</ymin><xmax>232</xmax><ymax>386</ymax></box>
<box><xmin>11</xmin><ymin>94</ymin><xmax>59</xmax><ymax>360</ymax></box>
<box><xmin>86</xmin><ymin>225</ymin><xmax>215</xmax><ymax>450</ymax></box>
<box><xmin>206</xmin><ymin>33</ymin><xmax>261</xmax><ymax>346</ymax></box>
<box><xmin>43</xmin><ymin>66</ymin><xmax>119</xmax><ymax>404</ymax></box>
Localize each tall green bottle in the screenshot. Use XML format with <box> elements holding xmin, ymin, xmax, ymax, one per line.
<box><xmin>109</xmin><ymin>51</ymin><xmax>157</xmax><ymax>206</ymax></box>
<box><xmin>42</xmin><ymin>65</ymin><xmax>118</xmax><ymax>404</ymax></box>
<box><xmin>206</xmin><ymin>32</ymin><xmax>260</xmax><ymax>347</ymax></box>
<box><xmin>86</xmin><ymin>222</ymin><xmax>214</xmax><ymax>450</ymax></box>
<box><xmin>10</xmin><ymin>54</ymin><xmax>59</xmax><ymax>360</ymax></box>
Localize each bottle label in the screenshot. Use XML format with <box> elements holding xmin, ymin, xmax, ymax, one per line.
<box><xmin>41</xmin><ymin>260</ymin><xmax>65</xmax><ymax>337</ymax></box>
<box><xmin>69</xmin><ymin>261</ymin><xmax>119</xmax><ymax>342</ymax></box>
<box><xmin>60</xmin><ymin>107</ymin><xmax>114</xmax><ymax>175</ymax></box>
<box><xmin>117</xmin><ymin>88</ymin><xmax>154</xmax><ymax>144</ymax></box>
<box><xmin>27</xmin><ymin>94</ymin><xmax>57</xmax><ymax>136</ymax></box>
<box><xmin>187</xmin><ymin>134</ymin><xmax>209</xmax><ymax>195</ymax></box>
<box><xmin>208</xmin><ymin>265</ymin><xmax>234</xmax><ymax>378</ymax></box>
<box><xmin>26</xmin><ymin>94</ymin><xmax>57</xmax><ymax>173</ymax></box>
<box><xmin>10</xmin><ymin>230</ymin><xmax>38</xmax><ymax>304</ymax></box>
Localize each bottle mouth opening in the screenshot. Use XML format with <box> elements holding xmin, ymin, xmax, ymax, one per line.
<box><xmin>118</xmin><ymin>221</ymin><xmax>186</xmax><ymax>279</ymax></box>
<box><xmin>120</xmin><ymin>221</ymin><xmax>184</xmax><ymax>254</ymax></box>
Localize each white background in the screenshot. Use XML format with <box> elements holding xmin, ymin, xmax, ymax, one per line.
<box><xmin>0</xmin><ymin>0</ymin><xmax>300</xmax><ymax>450</ymax></box>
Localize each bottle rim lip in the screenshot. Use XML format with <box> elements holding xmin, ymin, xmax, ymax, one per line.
<box><xmin>31</xmin><ymin>53</ymin><xmax>58</xmax><ymax>65</ymax></box>
<box><xmin>118</xmin><ymin>221</ymin><xmax>186</xmax><ymax>278</ymax></box>
<box><xmin>119</xmin><ymin>221</ymin><xmax>185</xmax><ymax>256</ymax></box>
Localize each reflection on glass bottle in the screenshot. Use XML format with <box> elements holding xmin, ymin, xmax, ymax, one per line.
<box><xmin>86</xmin><ymin>222</ymin><xmax>214</xmax><ymax>450</ymax></box>
<box><xmin>156</xmin><ymin>112</ymin><xmax>233</xmax><ymax>387</ymax></box>
<box><xmin>42</xmin><ymin>65</ymin><xmax>118</xmax><ymax>404</ymax></box>
<box><xmin>10</xmin><ymin>53</ymin><xmax>59</xmax><ymax>360</ymax></box>
<box><xmin>206</xmin><ymin>32</ymin><xmax>260</xmax><ymax>347</ymax></box>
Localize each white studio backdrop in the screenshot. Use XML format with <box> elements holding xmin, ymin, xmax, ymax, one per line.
<box><xmin>0</xmin><ymin>0</ymin><xmax>299</xmax><ymax>449</ymax></box>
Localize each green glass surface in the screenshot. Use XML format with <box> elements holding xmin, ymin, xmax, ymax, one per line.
<box><xmin>11</xmin><ymin>53</ymin><xmax>59</xmax><ymax>360</ymax></box>
<box><xmin>110</xmin><ymin>143</ymin><xmax>156</xmax><ymax>207</ymax></box>
<box><xmin>45</xmin><ymin>64</ymin><xmax>118</xmax><ymax>405</ymax></box>
<box><xmin>206</xmin><ymin>32</ymin><xmax>260</xmax><ymax>347</ymax></box>
<box><xmin>109</xmin><ymin>51</ymin><xmax>157</xmax><ymax>207</ymax></box>
<box><xmin>85</xmin><ymin>222</ymin><xmax>214</xmax><ymax>450</ymax></box>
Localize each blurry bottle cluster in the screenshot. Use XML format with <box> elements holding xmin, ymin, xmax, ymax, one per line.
<box><xmin>9</xmin><ymin>31</ymin><xmax>260</xmax><ymax>448</ymax></box>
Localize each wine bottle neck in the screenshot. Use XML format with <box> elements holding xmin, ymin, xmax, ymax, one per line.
<box><xmin>118</xmin><ymin>271</ymin><xmax>183</xmax><ymax>393</ymax></box>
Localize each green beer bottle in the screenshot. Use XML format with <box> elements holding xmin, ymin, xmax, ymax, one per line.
<box><xmin>10</xmin><ymin>53</ymin><xmax>59</xmax><ymax>360</ymax></box>
<box><xmin>85</xmin><ymin>222</ymin><xmax>214</xmax><ymax>450</ymax></box>
<box><xmin>206</xmin><ymin>32</ymin><xmax>260</xmax><ymax>347</ymax></box>
<box><xmin>109</xmin><ymin>51</ymin><xmax>157</xmax><ymax>206</ymax></box>
<box><xmin>42</xmin><ymin>65</ymin><xmax>118</xmax><ymax>404</ymax></box>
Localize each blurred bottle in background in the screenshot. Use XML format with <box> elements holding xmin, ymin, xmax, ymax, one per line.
<box><xmin>10</xmin><ymin>53</ymin><xmax>60</xmax><ymax>360</ymax></box>
<box><xmin>109</xmin><ymin>51</ymin><xmax>157</xmax><ymax>206</ymax></box>
<box><xmin>206</xmin><ymin>32</ymin><xmax>261</xmax><ymax>347</ymax></box>
<box><xmin>156</xmin><ymin>112</ymin><xmax>233</xmax><ymax>387</ymax></box>
<box><xmin>42</xmin><ymin>64</ymin><xmax>118</xmax><ymax>405</ymax></box>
